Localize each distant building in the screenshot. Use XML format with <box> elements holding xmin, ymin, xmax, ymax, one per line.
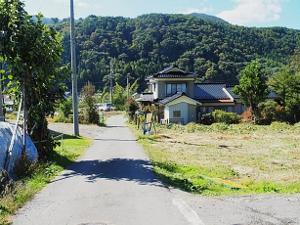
<box><xmin>3</xmin><ymin>95</ymin><xmax>14</xmax><ymax>112</ymax></box>
<box><xmin>136</xmin><ymin>66</ymin><xmax>275</xmax><ymax>124</ymax></box>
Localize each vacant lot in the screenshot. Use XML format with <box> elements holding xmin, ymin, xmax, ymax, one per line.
<box><xmin>137</xmin><ymin>122</ymin><xmax>300</xmax><ymax>195</ymax></box>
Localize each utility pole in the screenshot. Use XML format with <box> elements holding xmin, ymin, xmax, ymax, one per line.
<box><xmin>22</xmin><ymin>80</ymin><xmax>26</xmax><ymax>152</ymax></box>
<box><xmin>70</xmin><ymin>0</ymin><xmax>79</xmax><ymax>136</ymax></box>
<box><xmin>127</xmin><ymin>73</ymin><xmax>130</xmax><ymax>100</ymax></box>
<box><xmin>109</xmin><ymin>59</ymin><xmax>113</xmax><ymax>104</ymax></box>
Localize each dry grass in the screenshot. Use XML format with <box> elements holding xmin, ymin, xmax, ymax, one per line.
<box><xmin>136</xmin><ymin>122</ymin><xmax>300</xmax><ymax>195</ymax></box>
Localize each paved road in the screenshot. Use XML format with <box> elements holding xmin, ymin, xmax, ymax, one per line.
<box><xmin>13</xmin><ymin>115</ymin><xmax>300</xmax><ymax>225</ymax></box>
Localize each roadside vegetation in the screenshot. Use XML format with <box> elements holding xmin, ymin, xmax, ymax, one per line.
<box><xmin>0</xmin><ymin>135</ymin><xmax>91</xmax><ymax>225</ymax></box>
<box><xmin>135</xmin><ymin>122</ymin><xmax>300</xmax><ymax>196</ymax></box>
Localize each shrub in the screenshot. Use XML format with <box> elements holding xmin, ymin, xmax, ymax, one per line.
<box><xmin>53</xmin><ymin>97</ymin><xmax>73</xmax><ymax>123</ymax></box>
<box><xmin>0</xmin><ymin>170</ymin><xmax>13</xmax><ymax>197</ymax></box>
<box><xmin>212</xmin><ymin>110</ymin><xmax>240</xmax><ymax>124</ymax></box>
<box><xmin>199</xmin><ymin>113</ymin><xmax>214</xmax><ymax>125</ymax></box>
<box><xmin>241</xmin><ymin>107</ymin><xmax>252</xmax><ymax>122</ymax></box>
<box><xmin>79</xmin><ymin>82</ymin><xmax>99</xmax><ymax>124</ymax></box>
<box><xmin>127</xmin><ymin>98</ymin><xmax>139</xmax><ymax>121</ymax></box>
<box><xmin>210</xmin><ymin>123</ymin><xmax>230</xmax><ymax>131</ymax></box>
<box><xmin>270</xmin><ymin>121</ymin><xmax>292</xmax><ymax>131</ymax></box>
<box><xmin>258</xmin><ymin>100</ymin><xmax>285</xmax><ymax>124</ymax></box>
<box><xmin>14</xmin><ymin>151</ymin><xmax>36</xmax><ymax>179</ymax></box>
<box><xmin>186</xmin><ymin>123</ymin><xmax>198</xmax><ymax>133</ymax></box>
<box><xmin>98</xmin><ymin>112</ymin><xmax>106</xmax><ymax>127</ymax></box>
<box><xmin>58</xmin><ymin>97</ymin><xmax>72</xmax><ymax>118</ymax></box>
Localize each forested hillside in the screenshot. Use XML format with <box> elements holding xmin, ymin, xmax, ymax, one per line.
<box><xmin>54</xmin><ymin>13</ymin><xmax>300</xmax><ymax>91</ymax></box>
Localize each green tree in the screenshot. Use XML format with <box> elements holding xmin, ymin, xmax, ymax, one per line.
<box><xmin>79</xmin><ymin>82</ymin><xmax>99</xmax><ymax>124</ymax></box>
<box><xmin>234</xmin><ymin>60</ymin><xmax>269</xmax><ymax>123</ymax></box>
<box><xmin>0</xmin><ymin>0</ymin><xmax>26</xmax><ymax>58</ymax></box>
<box><xmin>1</xmin><ymin>1</ymin><xmax>66</xmax><ymax>159</ymax></box>
<box><xmin>112</xmin><ymin>80</ymin><xmax>138</xmax><ymax>110</ymax></box>
<box><xmin>269</xmin><ymin>68</ymin><xmax>300</xmax><ymax>123</ymax></box>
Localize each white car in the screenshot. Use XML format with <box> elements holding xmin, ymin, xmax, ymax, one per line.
<box><xmin>97</xmin><ymin>103</ymin><xmax>114</xmax><ymax>111</ymax></box>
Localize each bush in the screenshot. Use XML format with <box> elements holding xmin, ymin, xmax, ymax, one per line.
<box><xmin>127</xmin><ymin>98</ymin><xmax>139</xmax><ymax>121</ymax></box>
<box><xmin>53</xmin><ymin>97</ymin><xmax>73</xmax><ymax>123</ymax></box>
<box><xmin>98</xmin><ymin>112</ymin><xmax>106</xmax><ymax>127</ymax></box>
<box><xmin>186</xmin><ymin>123</ymin><xmax>198</xmax><ymax>133</ymax></box>
<box><xmin>79</xmin><ymin>82</ymin><xmax>99</xmax><ymax>125</ymax></box>
<box><xmin>258</xmin><ymin>100</ymin><xmax>284</xmax><ymax>124</ymax></box>
<box><xmin>0</xmin><ymin>170</ymin><xmax>13</xmax><ymax>197</ymax></box>
<box><xmin>199</xmin><ymin>113</ymin><xmax>214</xmax><ymax>125</ymax></box>
<box><xmin>210</xmin><ymin>123</ymin><xmax>230</xmax><ymax>131</ymax></box>
<box><xmin>14</xmin><ymin>151</ymin><xmax>36</xmax><ymax>179</ymax></box>
<box><xmin>270</xmin><ymin>121</ymin><xmax>292</xmax><ymax>131</ymax></box>
<box><xmin>212</xmin><ymin>110</ymin><xmax>241</xmax><ymax>124</ymax></box>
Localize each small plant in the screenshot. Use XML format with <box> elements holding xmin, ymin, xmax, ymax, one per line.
<box><xmin>0</xmin><ymin>170</ymin><xmax>13</xmax><ymax>197</ymax></box>
<box><xmin>270</xmin><ymin>121</ymin><xmax>292</xmax><ymax>131</ymax></box>
<box><xmin>98</xmin><ymin>112</ymin><xmax>106</xmax><ymax>127</ymax></box>
<box><xmin>13</xmin><ymin>151</ymin><xmax>36</xmax><ymax>179</ymax></box>
<box><xmin>54</xmin><ymin>97</ymin><xmax>73</xmax><ymax>123</ymax></box>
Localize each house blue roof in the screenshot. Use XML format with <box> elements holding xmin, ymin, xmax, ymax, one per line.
<box><xmin>194</xmin><ymin>84</ymin><xmax>231</xmax><ymax>100</ymax></box>
<box><xmin>226</xmin><ymin>86</ymin><xmax>278</xmax><ymax>100</ymax></box>
<box><xmin>159</xmin><ymin>92</ymin><xmax>186</xmax><ymax>105</ymax></box>
<box><xmin>136</xmin><ymin>93</ymin><xmax>154</xmax><ymax>102</ymax></box>
<box><xmin>226</xmin><ymin>86</ymin><xmax>239</xmax><ymax>99</ymax></box>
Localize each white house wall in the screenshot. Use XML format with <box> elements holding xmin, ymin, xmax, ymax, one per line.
<box><xmin>164</xmin><ymin>106</ymin><xmax>170</xmax><ymax>121</ymax></box>
<box><xmin>168</xmin><ymin>102</ymin><xmax>189</xmax><ymax>124</ymax></box>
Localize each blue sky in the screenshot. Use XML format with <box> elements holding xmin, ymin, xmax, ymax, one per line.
<box><xmin>25</xmin><ymin>0</ymin><xmax>300</xmax><ymax>29</ymax></box>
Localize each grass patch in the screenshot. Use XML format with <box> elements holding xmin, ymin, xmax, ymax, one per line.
<box><xmin>0</xmin><ymin>136</ymin><xmax>91</xmax><ymax>225</ymax></box>
<box><xmin>133</xmin><ymin>122</ymin><xmax>300</xmax><ymax>196</ymax></box>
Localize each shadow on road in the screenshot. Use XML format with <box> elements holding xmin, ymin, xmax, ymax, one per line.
<box><xmin>93</xmin><ymin>138</ymin><xmax>137</xmax><ymax>142</ymax></box>
<box><xmin>105</xmin><ymin>125</ymin><xmax>127</xmax><ymax>128</ymax></box>
<box><xmin>51</xmin><ymin>158</ymin><xmax>165</xmax><ymax>187</ymax></box>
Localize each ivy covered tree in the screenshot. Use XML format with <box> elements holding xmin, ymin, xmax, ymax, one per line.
<box><xmin>234</xmin><ymin>60</ymin><xmax>269</xmax><ymax>123</ymax></box>
<box><xmin>1</xmin><ymin>0</ymin><xmax>66</xmax><ymax>159</ymax></box>
<box><xmin>79</xmin><ymin>82</ymin><xmax>99</xmax><ymax>124</ymax></box>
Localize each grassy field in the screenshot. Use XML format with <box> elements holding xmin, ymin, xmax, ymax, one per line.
<box><xmin>0</xmin><ymin>136</ymin><xmax>91</xmax><ymax>225</ymax></box>
<box><xmin>135</xmin><ymin>122</ymin><xmax>300</xmax><ymax>196</ymax></box>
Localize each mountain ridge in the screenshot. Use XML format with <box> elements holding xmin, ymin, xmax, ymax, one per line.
<box><xmin>52</xmin><ymin>13</ymin><xmax>300</xmax><ymax>90</ymax></box>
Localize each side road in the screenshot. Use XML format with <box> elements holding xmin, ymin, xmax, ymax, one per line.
<box><xmin>13</xmin><ymin>115</ymin><xmax>300</xmax><ymax>225</ymax></box>
<box><xmin>13</xmin><ymin>116</ymin><xmax>189</xmax><ymax>225</ymax></box>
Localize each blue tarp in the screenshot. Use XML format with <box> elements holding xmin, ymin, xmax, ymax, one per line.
<box><xmin>0</xmin><ymin>122</ymin><xmax>38</xmax><ymax>175</ymax></box>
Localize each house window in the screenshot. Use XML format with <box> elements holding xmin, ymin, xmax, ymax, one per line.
<box><xmin>166</xmin><ymin>83</ymin><xmax>187</xmax><ymax>96</ymax></box>
<box><xmin>173</xmin><ymin>110</ymin><xmax>181</xmax><ymax>118</ymax></box>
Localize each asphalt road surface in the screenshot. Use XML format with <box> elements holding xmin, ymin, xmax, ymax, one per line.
<box><xmin>13</xmin><ymin>115</ymin><xmax>300</xmax><ymax>225</ymax></box>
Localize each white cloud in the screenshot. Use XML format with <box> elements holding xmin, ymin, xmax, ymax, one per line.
<box><xmin>179</xmin><ymin>0</ymin><xmax>213</xmax><ymax>15</ymax></box>
<box><xmin>217</xmin><ymin>0</ymin><xmax>283</xmax><ymax>25</ymax></box>
<box><xmin>180</xmin><ymin>6</ymin><xmax>213</xmax><ymax>15</ymax></box>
